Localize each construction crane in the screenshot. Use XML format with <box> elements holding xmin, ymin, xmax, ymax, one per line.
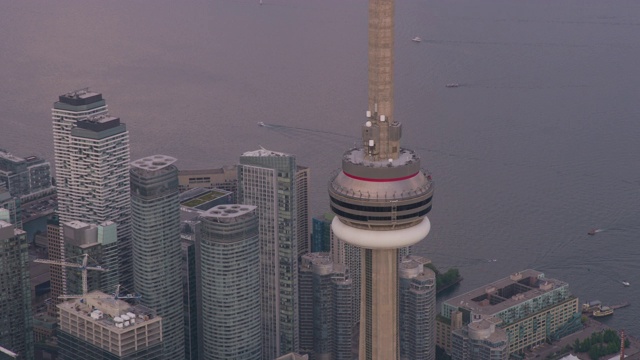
<box><xmin>34</xmin><ymin>253</ymin><xmax>106</xmax><ymax>300</ymax></box>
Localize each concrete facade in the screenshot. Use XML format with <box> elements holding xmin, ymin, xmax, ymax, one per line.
<box><xmin>52</xmin><ymin>90</ymin><xmax>133</xmax><ymax>290</ymax></box>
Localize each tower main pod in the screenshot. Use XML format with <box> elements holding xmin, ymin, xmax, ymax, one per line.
<box><xmin>328</xmin><ymin>0</ymin><xmax>434</xmax><ymax>359</ymax></box>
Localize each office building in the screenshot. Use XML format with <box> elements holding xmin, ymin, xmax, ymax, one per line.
<box><xmin>196</xmin><ymin>205</ymin><xmax>261</xmax><ymax>360</ymax></box>
<box><xmin>440</xmin><ymin>270</ymin><xmax>580</xmax><ymax>358</ymax></box>
<box><xmin>0</xmin><ymin>214</ymin><xmax>34</xmax><ymax>360</ymax></box>
<box><xmin>179</xmin><ymin>199</ymin><xmax>201</xmax><ymax>360</ymax></box>
<box><xmin>0</xmin><ymin>189</ymin><xmax>20</xmax><ymax>230</ymax></box>
<box><xmin>0</xmin><ymin>149</ymin><xmax>54</xmax><ymax>204</ymax></box>
<box><xmin>298</xmin><ymin>253</ymin><xmax>353</xmax><ymax>360</ymax></box>
<box><xmin>45</xmin><ymin>216</ymin><xmax>63</xmax><ymax>317</ymax></box>
<box><xmin>311</xmin><ymin>213</ymin><xmax>332</xmax><ymax>253</ymax></box>
<box><xmin>295</xmin><ymin>166</ymin><xmax>310</xmax><ymax>257</ymax></box>
<box><xmin>130</xmin><ymin>155</ymin><xmax>185</xmax><ymax>360</ymax></box>
<box><xmin>238</xmin><ymin>149</ymin><xmax>309</xmax><ymax>358</ymax></box>
<box><xmin>57</xmin><ymin>293</ymin><xmax>163</xmax><ymax>359</ymax></box>
<box><xmin>327</xmin><ymin>0</ymin><xmax>434</xmax><ymax>358</ymax></box>
<box><xmin>178</xmin><ymin>166</ymin><xmax>238</xmax><ymax>197</ymax></box>
<box><xmin>181</xmin><ymin>236</ymin><xmax>199</xmax><ymax>360</ymax></box>
<box><xmin>52</xmin><ymin>90</ymin><xmax>133</xmax><ymax>289</ymax></box>
<box><xmin>180</xmin><ymin>187</ymin><xmax>233</xmax><ymax>211</ymax></box>
<box><xmin>62</xmin><ymin>220</ymin><xmax>119</xmax><ymax>295</ymax></box>
<box><xmin>399</xmin><ymin>256</ymin><xmax>436</xmax><ymax>360</ymax></box>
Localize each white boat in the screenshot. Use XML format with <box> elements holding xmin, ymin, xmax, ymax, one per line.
<box><xmin>412</xmin><ymin>37</ymin><xmax>421</xmax><ymax>42</ymax></box>
<box><xmin>622</xmin><ymin>281</ymin><xmax>630</xmax><ymax>287</ymax></box>
<box><xmin>258</xmin><ymin>121</ymin><xmax>265</xmax><ymax>127</ymax></box>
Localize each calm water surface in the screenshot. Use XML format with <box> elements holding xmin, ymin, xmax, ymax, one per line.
<box><xmin>1</xmin><ymin>0</ymin><xmax>639</xmax><ymax>336</ymax></box>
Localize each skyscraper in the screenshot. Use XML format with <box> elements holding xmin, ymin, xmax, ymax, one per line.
<box><xmin>130</xmin><ymin>155</ymin><xmax>185</xmax><ymax>360</ymax></box>
<box><xmin>327</xmin><ymin>0</ymin><xmax>434</xmax><ymax>358</ymax></box>
<box><xmin>298</xmin><ymin>253</ymin><xmax>353</xmax><ymax>360</ymax></box>
<box><xmin>238</xmin><ymin>149</ymin><xmax>309</xmax><ymax>358</ymax></box>
<box><xmin>0</xmin><ymin>212</ymin><xmax>34</xmax><ymax>360</ymax></box>
<box><xmin>196</xmin><ymin>205</ymin><xmax>262</xmax><ymax>360</ymax></box>
<box><xmin>399</xmin><ymin>256</ymin><xmax>436</xmax><ymax>360</ymax></box>
<box><xmin>45</xmin><ymin>216</ymin><xmax>63</xmax><ymax>317</ymax></box>
<box><xmin>52</xmin><ymin>90</ymin><xmax>133</xmax><ymax>290</ymax></box>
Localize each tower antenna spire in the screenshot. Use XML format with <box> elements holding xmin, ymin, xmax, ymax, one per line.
<box><xmin>363</xmin><ymin>0</ymin><xmax>401</xmax><ymax>161</ymax></box>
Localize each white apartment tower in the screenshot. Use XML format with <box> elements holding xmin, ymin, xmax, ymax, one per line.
<box><xmin>52</xmin><ymin>89</ymin><xmax>132</xmax><ymax>291</ymax></box>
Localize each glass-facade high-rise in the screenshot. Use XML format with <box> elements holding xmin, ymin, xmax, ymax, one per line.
<box><xmin>130</xmin><ymin>155</ymin><xmax>185</xmax><ymax>360</ymax></box>
<box><xmin>399</xmin><ymin>256</ymin><xmax>436</xmax><ymax>360</ymax></box>
<box><xmin>298</xmin><ymin>253</ymin><xmax>352</xmax><ymax>360</ymax></box>
<box><xmin>238</xmin><ymin>149</ymin><xmax>309</xmax><ymax>358</ymax></box>
<box><xmin>62</xmin><ymin>220</ymin><xmax>119</xmax><ymax>296</ymax></box>
<box><xmin>197</xmin><ymin>205</ymin><xmax>261</xmax><ymax>360</ymax></box>
<box><xmin>0</xmin><ymin>214</ymin><xmax>33</xmax><ymax>360</ymax></box>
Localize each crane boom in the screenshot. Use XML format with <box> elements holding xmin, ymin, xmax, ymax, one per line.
<box><xmin>34</xmin><ymin>254</ymin><xmax>107</xmax><ymax>300</ymax></box>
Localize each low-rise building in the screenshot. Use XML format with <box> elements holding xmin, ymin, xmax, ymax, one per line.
<box><xmin>439</xmin><ymin>269</ymin><xmax>580</xmax><ymax>359</ymax></box>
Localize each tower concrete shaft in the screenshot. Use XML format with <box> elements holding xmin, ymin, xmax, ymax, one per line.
<box><xmin>328</xmin><ymin>0</ymin><xmax>434</xmax><ymax>358</ymax></box>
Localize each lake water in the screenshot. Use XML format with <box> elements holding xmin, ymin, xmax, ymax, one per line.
<box><xmin>1</xmin><ymin>0</ymin><xmax>639</xmax><ymax>337</ymax></box>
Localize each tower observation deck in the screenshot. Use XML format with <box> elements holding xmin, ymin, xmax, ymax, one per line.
<box><xmin>328</xmin><ymin>0</ymin><xmax>434</xmax><ymax>359</ymax></box>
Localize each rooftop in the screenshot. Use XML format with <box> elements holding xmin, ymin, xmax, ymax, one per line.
<box><xmin>445</xmin><ymin>269</ymin><xmax>568</xmax><ymax>316</ymax></box>
<box><xmin>0</xmin><ymin>149</ymin><xmax>24</xmax><ymax>163</ymax></box>
<box><xmin>57</xmin><ymin>88</ymin><xmax>103</xmax><ymax>106</ymax></box>
<box><xmin>131</xmin><ymin>154</ymin><xmax>177</xmax><ymax>171</ymax></box>
<box><xmin>178</xmin><ymin>165</ymin><xmax>236</xmax><ymax>176</ymax></box>
<box><xmin>242</xmin><ymin>148</ymin><xmax>292</xmax><ymax>157</ymax></box>
<box><xmin>201</xmin><ymin>204</ymin><xmax>256</xmax><ymax>219</ymax></box>
<box><xmin>58</xmin><ymin>291</ymin><xmax>160</xmax><ymax>332</ymax></box>
<box><xmin>179</xmin><ymin>187</ymin><xmax>231</xmax><ymax>209</ymax></box>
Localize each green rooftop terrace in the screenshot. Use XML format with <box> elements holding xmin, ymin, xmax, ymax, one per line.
<box><xmin>181</xmin><ymin>190</ymin><xmax>226</xmax><ymax>208</ymax></box>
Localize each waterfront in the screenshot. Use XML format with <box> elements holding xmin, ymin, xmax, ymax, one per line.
<box><xmin>0</xmin><ymin>0</ymin><xmax>639</xmax><ymax>336</ymax></box>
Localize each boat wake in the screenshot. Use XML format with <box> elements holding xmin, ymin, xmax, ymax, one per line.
<box><xmin>588</xmin><ymin>228</ymin><xmax>605</xmax><ymax>235</ymax></box>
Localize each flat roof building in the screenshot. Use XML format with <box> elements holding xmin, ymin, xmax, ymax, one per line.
<box><xmin>440</xmin><ymin>270</ymin><xmax>580</xmax><ymax>358</ymax></box>
<box><xmin>0</xmin><ymin>149</ymin><xmax>54</xmax><ymax>204</ymax></box>
<box><xmin>178</xmin><ymin>166</ymin><xmax>237</xmax><ymax>198</ymax></box>
<box><xmin>57</xmin><ymin>292</ymin><xmax>163</xmax><ymax>359</ymax></box>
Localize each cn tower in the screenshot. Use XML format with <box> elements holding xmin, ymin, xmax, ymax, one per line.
<box><xmin>328</xmin><ymin>0</ymin><xmax>434</xmax><ymax>358</ymax></box>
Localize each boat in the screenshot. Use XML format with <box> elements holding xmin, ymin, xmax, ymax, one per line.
<box><xmin>592</xmin><ymin>306</ymin><xmax>614</xmax><ymax>317</ymax></box>
<box><xmin>622</xmin><ymin>281</ymin><xmax>630</xmax><ymax>287</ymax></box>
<box><xmin>412</xmin><ymin>37</ymin><xmax>421</xmax><ymax>42</ymax></box>
<box><xmin>446</xmin><ymin>83</ymin><xmax>460</xmax><ymax>88</ymax></box>
<box><xmin>582</xmin><ymin>300</ymin><xmax>601</xmax><ymax>313</ymax></box>
<box><xmin>587</xmin><ymin>228</ymin><xmax>597</xmax><ymax>235</ymax></box>
<box><xmin>258</xmin><ymin>121</ymin><xmax>265</xmax><ymax>127</ymax></box>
